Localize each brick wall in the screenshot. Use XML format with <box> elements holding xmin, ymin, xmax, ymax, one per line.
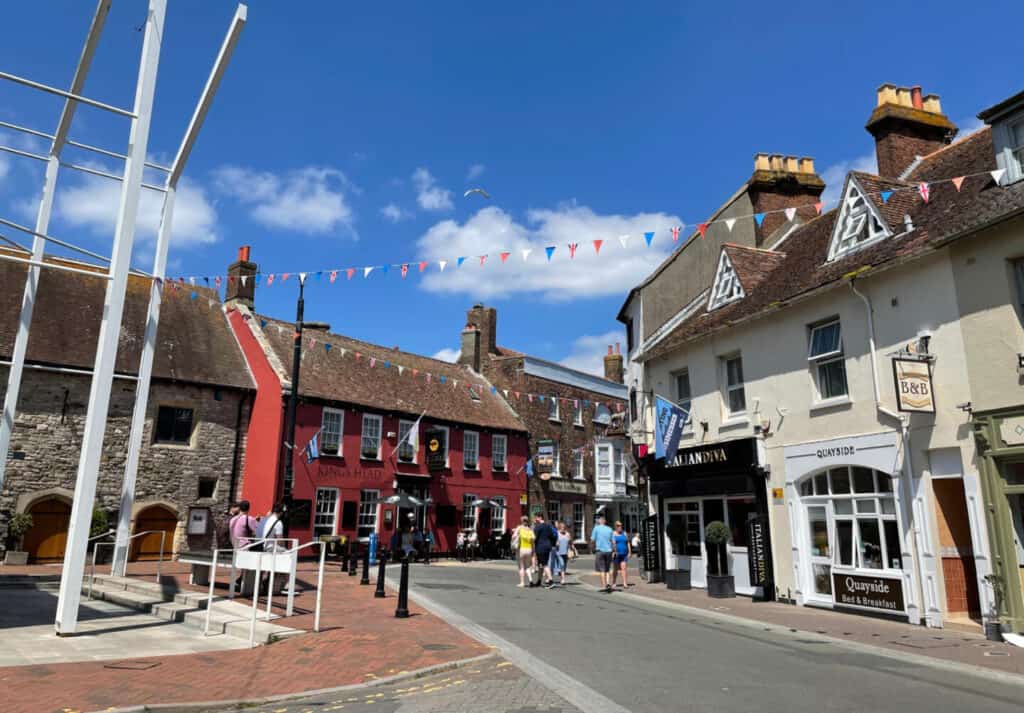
<box><xmin>0</xmin><ymin>366</ymin><xmax>250</xmax><ymax>554</ymax></box>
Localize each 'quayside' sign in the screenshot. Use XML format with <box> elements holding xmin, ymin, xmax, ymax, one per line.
<box><xmin>832</xmin><ymin>572</ymin><xmax>905</xmax><ymax>614</ymax></box>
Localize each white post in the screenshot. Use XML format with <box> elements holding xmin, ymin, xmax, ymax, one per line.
<box><xmin>249</xmin><ymin>553</ymin><xmax>263</xmax><ymax>648</ymax></box>
<box><xmin>54</xmin><ymin>0</ymin><xmax>166</xmax><ymax>636</ymax></box>
<box><xmin>204</xmin><ymin>548</ymin><xmax>218</xmax><ymax>636</ymax></box>
<box><xmin>0</xmin><ymin>0</ymin><xmax>110</xmax><ymax>491</ymax></box>
<box><xmin>314</xmin><ymin>543</ymin><xmax>326</xmax><ymax>633</ymax></box>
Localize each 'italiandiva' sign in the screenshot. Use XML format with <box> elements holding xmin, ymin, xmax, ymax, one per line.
<box><xmin>832</xmin><ymin>572</ymin><xmax>905</xmax><ymax>613</ymax></box>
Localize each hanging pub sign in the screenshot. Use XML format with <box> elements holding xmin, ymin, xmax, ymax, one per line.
<box><xmin>892</xmin><ymin>358</ymin><xmax>935</xmax><ymax>413</ymax></box>
<box><xmin>832</xmin><ymin>572</ymin><xmax>905</xmax><ymax>614</ymax></box>
<box><xmin>642</xmin><ymin>514</ymin><xmax>662</xmax><ymax>583</ymax></box>
<box><xmin>425</xmin><ymin>427</ymin><xmax>447</xmax><ymax>472</ymax></box>
<box><xmin>746</xmin><ymin>515</ymin><xmax>770</xmax><ymax>591</ymax></box>
<box><xmin>535</xmin><ymin>439</ymin><xmax>555</xmax><ymax>479</ymax></box>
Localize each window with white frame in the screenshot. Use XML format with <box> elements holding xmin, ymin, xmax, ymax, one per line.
<box><xmin>572</xmin><ymin>503</ymin><xmax>585</xmax><ymax>542</ymax></box>
<box><xmin>547</xmin><ymin>499</ymin><xmax>561</xmax><ymax>524</ymax></box>
<box><xmin>552</xmin><ymin>441</ymin><xmax>561</xmax><ymax>477</ymax></box>
<box><xmin>722</xmin><ymin>355</ymin><xmax>746</xmax><ymax>416</ymax></box>
<box><xmin>548</xmin><ymin>396</ymin><xmax>559</xmax><ymax>421</ymax></box>
<box><xmin>573</xmin><ymin>400</ymin><xmax>583</xmax><ymax>426</ymax></box>
<box><xmin>1012</xmin><ymin>259</ymin><xmax>1024</xmax><ymax>322</ymax></box>
<box><xmin>574</xmin><ymin>450</ymin><xmax>585</xmax><ymax>480</ymax></box>
<box><xmin>492</xmin><ymin>434</ymin><xmax>507</xmax><ymax>472</ymax></box>
<box><xmin>436</xmin><ymin>425</ymin><xmax>450</xmax><ymax>467</ymax></box>
<box><xmin>361</xmin><ymin>414</ymin><xmax>383</xmax><ymax>459</ymax></box>
<box><xmin>808</xmin><ymin>319</ymin><xmax>848</xmax><ymax>401</ymax></box>
<box><xmin>397</xmin><ymin>419</ymin><xmax>417</xmax><ymax>463</ymax></box>
<box><xmin>462</xmin><ymin>493</ymin><xmax>477</xmax><ymax>530</ymax></box>
<box><xmin>707</xmin><ymin>250</ymin><xmax>745</xmax><ymax>311</ymax></box>
<box><xmin>320</xmin><ymin>407</ymin><xmax>344</xmax><ymax>456</ymax></box>
<box><xmin>463</xmin><ymin>431</ymin><xmax>479</xmax><ymax>470</ymax></box>
<box><xmin>490</xmin><ymin>496</ymin><xmax>506</xmax><ymax>532</ymax></box>
<box><xmin>1011</xmin><ymin>118</ymin><xmax>1024</xmax><ymax>180</ymax></box>
<box><xmin>614</xmin><ymin>443</ymin><xmax>626</xmax><ymax>485</ymax></box>
<box><xmin>314</xmin><ymin>487</ymin><xmax>339</xmax><ymax>538</ymax></box>
<box><xmin>674</xmin><ymin>369</ymin><xmax>692</xmax><ymax>429</ymax></box>
<box><xmin>827</xmin><ymin>178</ymin><xmax>892</xmax><ymax>261</ymax></box>
<box><xmin>596</xmin><ymin>443</ymin><xmax>612</xmax><ymax>483</ymax></box>
<box><xmin>357</xmin><ymin>489</ymin><xmax>379</xmax><ymax>539</ymax></box>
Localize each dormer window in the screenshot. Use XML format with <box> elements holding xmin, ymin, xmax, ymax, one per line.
<box><xmin>707</xmin><ymin>250</ymin><xmax>745</xmax><ymax>311</ymax></box>
<box><xmin>827</xmin><ymin>177</ymin><xmax>892</xmax><ymax>261</ymax></box>
<box><xmin>1009</xmin><ymin>118</ymin><xmax>1024</xmax><ymax>182</ymax></box>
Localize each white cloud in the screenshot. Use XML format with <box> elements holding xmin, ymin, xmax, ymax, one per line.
<box><xmin>54</xmin><ymin>172</ymin><xmax>218</xmax><ymax>249</ymax></box>
<box><xmin>416</xmin><ymin>204</ymin><xmax>681</xmax><ymax>301</ymax></box>
<box><xmin>954</xmin><ymin>116</ymin><xmax>986</xmax><ymax>139</ymax></box>
<box><xmin>213</xmin><ymin>165</ymin><xmax>356</xmax><ymax>236</ymax></box>
<box><xmin>412</xmin><ymin>167</ymin><xmax>453</xmax><ymax>212</ymax></box>
<box><xmin>558</xmin><ymin>330</ymin><xmax>624</xmax><ymax>376</ymax></box>
<box><xmin>819</xmin><ymin>152</ymin><xmax>877</xmax><ymax>209</ymax></box>
<box><xmin>0</xmin><ymin>154</ymin><xmax>9</xmax><ymax>184</ymax></box>
<box><xmin>432</xmin><ymin>347</ymin><xmax>461</xmax><ymax>363</ymax></box>
<box><xmin>380</xmin><ymin>202</ymin><xmax>413</xmax><ymax>223</ymax></box>
<box><xmin>466</xmin><ymin>163</ymin><xmax>485</xmax><ymax>181</ymax></box>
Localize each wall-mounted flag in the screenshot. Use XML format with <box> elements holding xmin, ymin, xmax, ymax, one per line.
<box><xmin>654</xmin><ymin>395</ymin><xmax>689</xmax><ymax>460</ymax></box>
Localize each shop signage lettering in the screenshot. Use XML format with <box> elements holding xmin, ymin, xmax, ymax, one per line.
<box><xmin>425</xmin><ymin>428</ymin><xmax>447</xmax><ymax>472</ymax></box>
<box><xmin>642</xmin><ymin>514</ymin><xmax>662</xmax><ymax>582</ymax></box>
<box><xmin>548</xmin><ymin>480</ymin><xmax>587</xmax><ymax>494</ymax></box>
<box><xmin>815</xmin><ymin>446</ymin><xmax>856</xmax><ymax>459</ymax></box>
<box><xmin>669</xmin><ymin>447</ymin><xmax>728</xmax><ymax>468</ymax></box>
<box><xmin>892</xmin><ymin>358</ymin><xmax>935</xmax><ymax>413</ymax></box>
<box><xmin>746</xmin><ymin>516</ymin><xmax>769</xmax><ymax>589</ymax></box>
<box><xmin>832</xmin><ymin>572</ymin><xmax>905</xmax><ymax>613</ymax></box>
<box><xmin>318</xmin><ymin>467</ymin><xmax>389</xmax><ymax>481</ymax></box>
<box><xmin>536</xmin><ymin>439</ymin><xmax>555</xmax><ymax>477</ymax></box>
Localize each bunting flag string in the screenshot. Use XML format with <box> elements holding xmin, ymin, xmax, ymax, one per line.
<box><xmin>169</xmin><ymin>167</ymin><xmax>1005</xmax><ymax>291</ymax></box>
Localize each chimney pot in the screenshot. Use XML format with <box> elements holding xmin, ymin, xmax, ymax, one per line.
<box><xmin>607</xmin><ymin>345</ymin><xmax>613</xmax><ymax>355</ymax></box>
<box><xmin>769</xmin><ymin>154</ymin><xmax>784</xmax><ymax>171</ymax></box>
<box><xmin>784</xmin><ymin>156</ymin><xmax>799</xmax><ymax>173</ymax></box>
<box><xmin>798</xmin><ymin>157</ymin><xmax>815</xmax><ymax>173</ymax></box>
<box><xmin>911</xmin><ymin>86</ymin><xmax>923</xmax><ymax>110</ymax></box>
<box><xmin>754</xmin><ymin>153</ymin><xmax>771</xmax><ymax>171</ymax></box>
<box><xmin>922</xmin><ymin>94</ymin><xmax>942</xmax><ymax>113</ymax></box>
<box><xmin>896</xmin><ymin>87</ymin><xmax>912</xmax><ymax>108</ymax></box>
<box><xmin>876</xmin><ymin>83</ymin><xmax>898</xmax><ymax>107</ymax></box>
<box><xmin>615</xmin><ymin>342</ymin><xmax>620</xmax><ymax>355</ymax></box>
<box><xmin>867</xmin><ymin>83</ymin><xmax>956</xmax><ymax>178</ymax></box>
<box><xmin>238</xmin><ymin>245</ymin><xmax>251</xmax><ymax>262</ymax></box>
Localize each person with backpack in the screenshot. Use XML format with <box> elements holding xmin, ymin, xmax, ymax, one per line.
<box><xmin>229</xmin><ymin>500</ymin><xmax>258</xmax><ymax>549</ymax></box>
<box><xmin>533</xmin><ymin>513</ymin><xmax>558</xmax><ymax>588</ymax></box>
<box><xmin>511</xmin><ymin>516</ymin><xmax>535</xmax><ymax>588</ymax></box>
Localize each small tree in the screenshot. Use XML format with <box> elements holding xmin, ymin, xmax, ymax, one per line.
<box><xmin>704</xmin><ymin>520</ymin><xmax>731</xmax><ymax>576</ymax></box>
<box><xmin>90</xmin><ymin>507</ymin><xmax>110</xmax><ymax>539</ymax></box>
<box><xmin>665</xmin><ymin>518</ymin><xmax>687</xmax><ymax>555</ymax></box>
<box><xmin>6</xmin><ymin>512</ymin><xmax>34</xmax><ymax>550</ymax></box>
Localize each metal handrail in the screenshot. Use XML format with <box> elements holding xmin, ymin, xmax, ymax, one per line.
<box><xmin>88</xmin><ymin>529</ymin><xmax>166</xmax><ymax>599</ymax></box>
<box><xmin>239</xmin><ymin>540</ymin><xmax>327</xmax><ymax>647</ymax></box>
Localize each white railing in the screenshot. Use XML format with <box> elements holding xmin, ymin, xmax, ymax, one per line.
<box><xmin>87</xmin><ymin>529</ymin><xmax>165</xmax><ymax>600</ymax></box>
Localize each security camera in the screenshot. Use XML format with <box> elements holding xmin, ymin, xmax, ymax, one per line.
<box><xmin>956</xmin><ymin>402</ymin><xmax>972</xmax><ymax>413</ymax></box>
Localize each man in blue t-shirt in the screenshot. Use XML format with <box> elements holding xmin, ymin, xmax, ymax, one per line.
<box><xmin>590</xmin><ymin>516</ymin><xmax>615</xmax><ymax>592</ymax></box>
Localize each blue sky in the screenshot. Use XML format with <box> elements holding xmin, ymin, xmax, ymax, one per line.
<box><xmin>0</xmin><ymin>1</ymin><xmax>1019</xmax><ymax>375</ymax></box>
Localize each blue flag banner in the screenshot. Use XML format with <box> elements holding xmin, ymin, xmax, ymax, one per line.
<box><xmin>525</xmin><ymin>458</ymin><xmax>534</xmax><ymax>478</ymax></box>
<box><xmin>881</xmin><ymin>190</ymin><xmax>893</xmax><ymax>203</ymax></box>
<box><xmin>754</xmin><ymin>213</ymin><xmax>766</xmax><ymax>227</ymax></box>
<box><xmin>457</xmin><ymin>256</ymin><xmax>466</xmax><ymax>267</ymax></box>
<box><xmin>304</xmin><ymin>430</ymin><xmax>320</xmax><ymax>464</ymax></box>
<box><xmin>545</xmin><ymin>246</ymin><xmax>556</xmax><ymax>261</ymax></box>
<box><xmin>644</xmin><ymin>231</ymin><xmax>654</xmax><ymax>246</ymax></box>
<box><xmin>654</xmin><ymin>395</ymin><xmax>689</xmax><ymax>460</ymax></box>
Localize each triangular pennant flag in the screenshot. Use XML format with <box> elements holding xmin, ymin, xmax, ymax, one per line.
<box><xmin>479</xmin><ymin>254</ymin><xmax>487</xmax><ymax>266</ymax></box>
<box><xmin>724</xmin><ymin>218</ymin><xmax>736</xmax><ymax>232</ymax></box>
<box><xmin>363</xmin><ymin>266</ymin><xmax>374</xmax><ymax>278</ymax></box>
<box><xmin>412</xmin><ymin>367</ymin><xmax>418</xmax><ymax>377</ymax></box>
<box><xmin>419</xmin><ymin>261</ymin><xmax>428</xmax><ymax>272</ymax></box>
<box><xmin>593</xmin><ymin>239</ymin><xmax>603</xmax><ymax>255</ymax></box>
<box><xmin>538</xmin><ymin>395</ymin><xmax>545</xmax><ymax>402</ymax></box>
<box><xmin>643</xmin><ymin>231</ymin><xmax>654</xmax><ymax>247</ymax></box>
<box><xmin>241</xmin><ymin>275</ymin><xmax>248</xmax><ymax>287</ymax></box>
<box><xmin>325</xmin><ymin>343</ymin><xmax>332</xmax><ymax>353</ymax></box>
<box><xmin>189</xmin><ymin>277</ymin><xmax>196</xmax><ymax>286</ymax></box>
<box><xmin>215</xmin><ymin>276</ymin><xmax>222</xmax><ymax>288</ymax></box>
<box><xmin>491</xmin><ymin>385</ymin><xmax>497</xmax><ymax>394</ymax></box>
<box><xmin>671</xmin><ymin>225</ymin><xmax>680</xmax><ymax>242</ymax></box>
<box><xmin>503</xmin><ymin>389</ymin><xmax>509</xmax><ymax>398</ymax></box>
<box><xmin>208</xmin><ymin>299</ymin><xmax>215</xmax><ymax>308</ymax></box>
<box><xmin>814</xmin><ymin>201</ymin><xmax>824</xmax><ymax>214</ymax></box>
<box><xmin>545</xmin><ymin>246</ymin><xmax>556</xmax><ymax>261</ymax></box>
<box><xmin>951</xmin><ymin>176</ymin><xmax>965</xmax><ymax>192</ymax></box>
<box><xmin>370</xmin><ymin>357</ymin><xmax>376</xmax><ymax>368</ymax></box>
<box><xmin>618</xmin><ymin>234</ymin><xmax>630</xmax><ymax>248</ymax></box>
<box><xmin>401</xmin><ymin>264</ymin><xmax>409</xmax><ymax>279</ymax></box>
<box><xmin>426</xmin><ymin>372</ymin><xmax>431</xmax><ymax>383</ymax></box>
<box><xmin>260</xmin><ymin>319</ymin><xmax>267</xmax><ymax>328</ymax></box>
<box><xmin>202</xmin><ymin>277</ymin><xmax>210</xmax><ymax>287</ymax></box>
<box><xmin>991</xmin><ymin>168</ymin><xmax>1006</xmax><ymax>186</ymax></box>
<box><xmin>527</xmin><ymin>394</ymin><xmax>533</xmax><ymax>402</ymax></box>
<box><xmin>339</xmin><ymin>347</ymin><xmax>346</xmax><ymax>357</ymax></box>
<box><xmin>514</xmin><ymin>391</ymin><xmax>520</xmax><ymax>399</ymax></box>
<box><xmin>457</xmin><ymin>256</ymin><xmax>466</xmax><ymax>267</ymax></box>
<box><xmin>439</xmin><ymin>260</ymin><xmax>448</xmax><ymax>271</ymax></box>
<box><xmin>309</xmin><ymin>337</ymin><xmax>316</xmax><ymax>349</ymax></box>
<box><xmin>330</xmin><ymin>270</ymin><xmax>338</xmax><ymax>283</ymax></box>
<box><xmin>568</xmin><ymin>243</ymin><xmax>578</xmax><ymax>259</ymax></box>
<box><xmin>697</xmin><ymin>223</ymin><xmax>708</xmax><ymax>239</ymax></box>
<box><xmin>267</xmin><ymin>274</ymin><xmax>275</xmax><ymax>286</ymax></box>
<box><xmin>380</xmin><ymin>264</ymin><xmax>390</xmax><ymax>274</ymax></box>
<box><xmin>299</xmin><ymin>272</ymin><xmax>307</xmax><ymax>284</ymax></box>
<box><xmin>397</xmin><ymin>365</ymin><xmax>404</xmax><ymax>375</ymax></box>
<box><xmin>754</xmin><ymin>213</ymin><xmax>766</xmax><ymax>227</ymax></box>
<box><xmin>881</xmin><ymin>190</ymin><xmax>893</xmax><ymax>203</ymax></box>
<box><xmin>282</xmin><ymin>273</ymin><xmax>290</xmax><ymax>281</ymax></box>
<box><xmin>521</xmin><ymin>248</ymin><xmax>532</xmax><ymax>261</ymax></box>
<box><xmin>383</xmin><ymin>360</ymin><xmax>390</xmax><ymax>369</ymax></box>
<box><xmin>346</xmin><ymin>268</ymin><xmax>355</xmax><ymax>280</ymax></box>
<box><xmin>785</xmin><ymin>207</ymin><xmax>796</xmax><ymax>222</ymax></box>
<box><xmin>315</xmin><ymin>271</ymin><xmax>322</xmax><ymax>281</ymax></box>
<box><xmin>439</xmin><ymin>375</ymin><xmax>446</xmax><ymax>384</ymax></box>
<box><xmin>918</xmin><ymin>182</ymin><xmax>930</xmax><ymax>203</ymax></box>
<box><xmin>500</xmin><ymin>251</ymin><xmax>510</xmax><ymax>263</ymax></box>
<box><xmin>190</xmin><ymin>291</ymin><xmax>197</xmax><ymax>301</ymax></box>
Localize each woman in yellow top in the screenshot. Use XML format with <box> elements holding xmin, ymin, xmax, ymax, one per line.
<box><xmin>512</xmin><ymin>516</ymin><xmax>536</xmax><ymax>588</ymax></box>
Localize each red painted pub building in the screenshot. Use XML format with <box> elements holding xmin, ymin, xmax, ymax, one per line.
<box><xmin>224</xmin><ymin>249</ymin><xmax>529</xmax><ymax>552</ymax></box>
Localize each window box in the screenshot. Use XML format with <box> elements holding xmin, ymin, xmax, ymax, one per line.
<box><xmin>361</xmin><ymin>414</ymin><xmax>383</xmax><ymax>460</ymax></box>
<box><xmin>463</xmin><ymin>431</ymin><xmax>479</xmax><ymax>471</ymax></box>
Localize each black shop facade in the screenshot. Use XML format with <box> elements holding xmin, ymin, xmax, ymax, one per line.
<box><xmin>645</xmin><ymin>437</ymin><xmax>773</xmax><ymax>599</ymax></box>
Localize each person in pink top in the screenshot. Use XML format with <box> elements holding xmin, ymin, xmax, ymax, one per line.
<box><xmin>229</xmin><ymin>500</ymin><xmax>258</xmax><ymax>549</ymax></box>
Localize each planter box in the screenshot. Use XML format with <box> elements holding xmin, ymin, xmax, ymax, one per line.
<box><xmin>3</xmin><ymin>550</ymin><xmax>28</xmax><ymax>566</ymax></box>
<box><xmin>665</xmin><ymin>569</ymin><xmax>691</xmax><ymax>590</ymax></box>
<box><xmin>707</xmin><ymin>574</ymin><xmax>735</xmax><ymax>598</ymax></box>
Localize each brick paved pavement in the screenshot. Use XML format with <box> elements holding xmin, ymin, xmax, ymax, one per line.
<box><xmin>0</xmin><ymin>561</ymin><xmax>488</xmax><ymax>713</ymax></box>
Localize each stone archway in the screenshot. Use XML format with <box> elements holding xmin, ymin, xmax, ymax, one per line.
<box><xmin>22</xmin><ymin>496</ymin><xmax>73</xmax><ymax>563</ymax></box>
<box><xmin>130</xmin><ymin>503</ymin><xmax>179</xmax><ymax>561</ymax></box>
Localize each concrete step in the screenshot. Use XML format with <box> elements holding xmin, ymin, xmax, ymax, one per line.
<box><xmin>0</xmin><ymin>574</ymin><xmax>61</xmax><ymax>589</ymax></box>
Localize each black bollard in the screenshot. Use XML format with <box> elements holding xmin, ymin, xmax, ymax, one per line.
<box><xmin>348</xmin><ymin>551</ymin><xmax>359</xmax><ymax>576</ymax></box>
<box><xmin>395</xmin><ymin>557</ymin><xmax>410</xmax><ymax>618</ymax></box>
<box><xmin>341</xmin><ymin>544</ymin><xmax>350</xmax><ymax>572</ymax></box>
<box><xmin>360</xmin><ymin>548</ymin><xmax>371</xmax><ymax>585</ymax></box>
<box><xmin>374</xmin><ymin>552</ymin><xmax>387</xmax><ymax>598</ymax></box>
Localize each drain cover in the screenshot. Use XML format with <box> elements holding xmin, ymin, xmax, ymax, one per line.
<box><xmin>417</xmin><ymin>583</ymin><xmax>472</xmax><ymax>591</ymax></box>
<box><xmin>985</xmin><ymin>650</ymin><xmax>1010</xmax><ymax>657</ymax></box>
<box><xmin>890</xmin><ymin>640</ymin><xmax>959</xmax><ymax>650</ymax></box>
<box><xmin>104</xmin><ymin>661</ymin><xmax>161</xmax><ymax>671</ymax></box>
<box><xmin>421</xmin><ymin>643</ymin><xmax>456</xmax><ymax>651</ymax></box>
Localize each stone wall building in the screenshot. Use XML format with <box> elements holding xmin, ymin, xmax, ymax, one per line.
<box><xmin>0</xmin><ymin>250</ymin><xmax>254</xmax><ymax>562</ymax></box>
<box><xmin>459</xmin><ymin>304</ymin><xmax>631</xmax><ymax>548</ymax></box>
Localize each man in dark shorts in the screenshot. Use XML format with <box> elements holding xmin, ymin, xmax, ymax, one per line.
<box><xmin>590</xmin><ymin>515</ymin><xmax>615</xmax><ymax>592</ymax></box>
<box><xmin>532</xmin><ymin>513</ymin><xmax>558</xmax><ymax>587</ymax></box>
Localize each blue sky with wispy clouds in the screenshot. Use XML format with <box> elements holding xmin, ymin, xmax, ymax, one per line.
<box><xmin>0</xmin><ymin>1</ymin><xmax>1017</xmax><ymax>375</ymax></box>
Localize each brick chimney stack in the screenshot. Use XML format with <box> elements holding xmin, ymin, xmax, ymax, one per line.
<box><xmin>748</xmin><ymin>152</ymin><xmax>825</xmax><ymax>245</ymax></box>
<box><xmin>604</xmin><ymin>343</ymin><xmax>624</xmax><ymax>384</ymax></box>
<box><xmin>465</xmin><ymin>304</ymin><xmax>498</xmax><ymax>355</ymax></box>
<box><xmin>225</xmin><ymin>245</ymin><xmax>257</xmax><ymax>309</ymax></box>
<box><xmin>866</xmin><ymin>83</ymin><xmax>957</xmax><ymax>178</ymax></box>
<box><xmin>460</xmin><ymin>323</ymin><xmax>481</xmax><ymax>372</ymax></box>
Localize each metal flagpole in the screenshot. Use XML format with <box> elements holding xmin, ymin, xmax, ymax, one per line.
<box><xmin>112</xmin><ymin>3</ymin><xmax>248</xmax><ymax>577</ymax></box>
<box><xmin>0</xmin><ymin>0</ymin><xmax>111</xmax><ymax>493</ymax></box>
<box><xmin>55</xmin><ymin>0</ymin><xmax>166</xmax><ymax>636</ymax></box>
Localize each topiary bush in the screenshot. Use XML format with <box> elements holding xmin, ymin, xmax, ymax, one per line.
<box><xmin>704</xmin><ymin>520</ymin><xmax>731</xmax><ymax>545</ymax></box>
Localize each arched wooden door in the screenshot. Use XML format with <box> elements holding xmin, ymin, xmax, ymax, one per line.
<box><xmin>130</xmin><ymin>505</ymin><xmax>178</xmax><ymax>561</ymax></box>
<box><xmin>22</xmin><ymin>498</ymin><xmax>71</xmax><ymax>563</ymax></box>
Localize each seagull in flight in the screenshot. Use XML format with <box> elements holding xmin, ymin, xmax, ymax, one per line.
<box><xmin>464</xmin><ymin>187</ymin><xmax>491</xmax><ymax>200</ymax></box>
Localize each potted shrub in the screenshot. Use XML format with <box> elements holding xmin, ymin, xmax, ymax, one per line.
<box><xmin>3</xmin><ymin>512</ymin><xmax>34</xmax><ymax>566</ymax></box>
<box><xmin>705</xmin><ymin>520</ymin><xmax>735</xmax><ymax>598</ymax></box>
<box><xmin>663</xmin><ymin>518</ymin><xmax>691</xmax><ymax>590</ymax></box>
<box><xmin>89</xmin><ymin>508</ymin><xmax>113</xmax><ymax>564</ymax></box>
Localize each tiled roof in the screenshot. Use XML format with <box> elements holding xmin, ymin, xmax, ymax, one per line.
<box><xmin>721</xmin><ymin>244</ymin><xmax>788</xmax><ymax>294</ymax></box>
<box><xmin>252</xmin><ymin>313</ymin><xmax>527</xmax><ymax>433</ymax></box>
<box><xmin>645</xmin><ymin>127</ymin><xmax>1024</xmax><ymax>361</ymax></box>
<box><xmin>0</xmin><ymin>251</ymin><xmax>254</xmax><ymax>390</ymax></box>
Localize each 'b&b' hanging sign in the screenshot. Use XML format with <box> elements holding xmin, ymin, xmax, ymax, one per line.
<box><xmin>892</xmin><ymin>358</ymin><xmax>935</xmax><ymax>413</ymax></box>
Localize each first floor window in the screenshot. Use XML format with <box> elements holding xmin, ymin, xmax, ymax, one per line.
<box><xmin>492</xmin><ymin>434</ymin><xmax>507</xmax><ymax>472</ymax></box>
<box><xmin>551</xmin><ymin>442</ymin><xmax>561</xmax><ymax>477</ymax></box>
<box><xmin>572</xmin><ymin>503</ymin><xmax>585</xmax><ymax>542</ymax></box>
<box><xmin>574</xmin><ymin>450</ymin><xmax>585</xmax><ymax>480</ymax></box>
<box><xmin>674</xmin><ymin>369</ymin><xmax>692</xmax><ymax>427</ymax></box>
<box><xmin>548</xmin><ymin>396</ymin><xmax>559</xmax><ymax>421</ymax></box>
<box><xmin>357</xmin><ymin>489</ymin><xmax>379</xmax><ymax>539</ymax></box>
<box><xmin>314</xmin><ymin>488</ymin><xmax>339</xmax><ymax>538</ymax></box>
<box><xmin>462</xmin><ymin>493</ymin><xmax>477</xmax><ymax>530</ymax></box>
<box><xmin>723</xmin><ymin>355</ymin><xmax>746</xmax><ymax>415</ymax></box>
<box><xmin>490</xmin><ymin>496</ymin><xmax>506</xmax><ymax>532</ymax></box>
<box><xmin>361</xmin><ymin>414</ymin><xmax>382</xmax><ymax>459</ymax></box>
<box><xmin>547</xmin><ymin>499</ymin><xmax>561</xmax><ymax>524</ymax></box>
<box><xmin>321</xmin><ymin>407</ymin><xmax>344</xmax><ymax>456</ymax></box>
<box><xmin>398</xmin><ymin>419</ymin><xmax>417</xmax><ymax>463</ymax></box>
<box><xmin>573</xmin><ymin>400</ymin><xmax>583</xmax><ymax>426</ymax></box>
<box><xmin>596</xmin><ymin>444</ymin><xmax>612</xmax><ymax>483</ymax></box>
<box><xmin>464</xmin><ymin>431</ymin><xmax>479</xmax><ymax>470</ymax></box>
<box><xmin>808</xmin><ymin>319</ymin><xmax>848</xmax><ymax>400</ymax></box>
<box><xmin>155</xmin><ymin>406</ymin><xmax>194</xmax><ymax>445</ymax></box>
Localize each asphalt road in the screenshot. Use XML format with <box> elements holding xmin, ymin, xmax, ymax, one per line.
<box><xmin>399</xmin><ymin>560</ymin><xmax>1024</xmax><ymax>713</ymax></box>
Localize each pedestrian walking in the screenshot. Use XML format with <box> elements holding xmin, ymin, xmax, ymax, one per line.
<box><xmin>423</xmin><ymin>528</ymin><xmax>434</xmax><ymax>564</ymax></box>
<box><xmin>228</xmin><ymin>500</ymin><xmax>258</xmax><ymax>591</ymax></box>
<box><xmin>611</xmin><ymin>521</ymin><xmax>632</xmax><ymax>589</ymax></box>
<box><xmin>511</xmin><ymin>516</ymin><xmax>535</xmax><ymax>588</ymax></box>
<box><xmin>590</xmin><ymin>515</ymin><xmax>615</xmax><ymax>592</ymax></box>
<box><xmin>550</xmin><ymin>521</ymin><xmax>574</xmax><ymax>586</ymax></box>
<box><xmin>533</xmin><ymin>513</ymin><xmax>558</xmax><ymax>588</ymax></box>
